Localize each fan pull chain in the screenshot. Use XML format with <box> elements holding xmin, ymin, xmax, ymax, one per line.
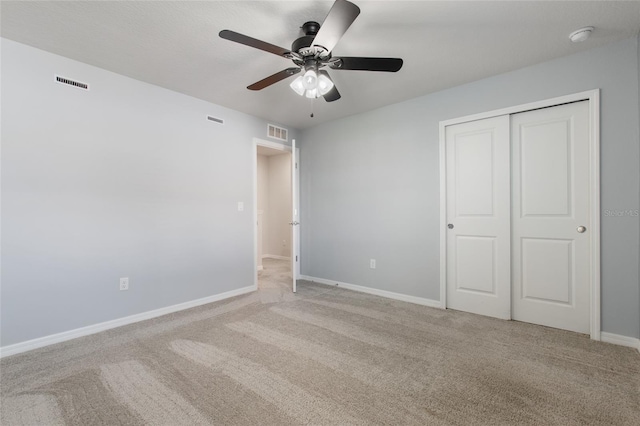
<box><xmin>310</xmin><ymin>97</ymin><xmax>315</xmax><ymax>118</ymax></box>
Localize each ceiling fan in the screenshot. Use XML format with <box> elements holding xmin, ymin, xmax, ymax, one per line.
<box><xmin>219</xmin><ymin>0</ymin><xmax>403</xmax><ymax>102</ymax></box>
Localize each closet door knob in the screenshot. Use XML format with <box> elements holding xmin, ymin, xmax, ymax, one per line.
<box><xmin>448</xmin><ymin>224</ymin><xmax>454</xmax><ymax>229</ymax></box>
<box><xmin>577</xmin><ymin>225</ymin><xmax>586</xmax><ymax>233</ymax></box>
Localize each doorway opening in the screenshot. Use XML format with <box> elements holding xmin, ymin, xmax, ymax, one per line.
<box><xmin>257</xmin><ymin>145</ymin><xmax>292</xmax><ymax>291</ymax></box>
<box><xmin>253</xmin><ymin>138</ymin><xmax>300</xmax><ymax>296</ymax></box>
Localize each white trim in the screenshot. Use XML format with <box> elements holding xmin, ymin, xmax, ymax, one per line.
<box><xmin>300</xmin><ymin>275</ymin><xmax>442</xmax><ymax>309</ymax></box>
<box><xmin>438</xmin><ymin>122</ymin><xmax>447</xmax><ymax>310</ymax></box>
<box><xmin>0</xmin><ymin>285</ymin><xmax>256</xmax><ymax>358</ymax></box>
<box><xmin>291</xmin><ymin>138</ymin><xmax>300</xmax><ymax>293</ymax></box>
<box><xmin>439</xmin><ymin>89</ymin><xmax>601</xmax><ymax>340</ymax></box>
<box><xmin>439</xmin><ymin>90</ymin><xmax>599</xmax><ymax>127</ymax></box>
<box><xmin>588</xmin><ymin>90</ymin><xmax>601</xmax><ymax>341</ymax></box>
<box><xmin>254</xmin><ymin>137</ymin><xmax>292</xmax><ymax>152</ymax></box>
<box><xmin>262</xmin><ymin>254</ymin><xmax>291</xmax><ymax>261</ymax></box>
<box><xmin>600</xmin><ymin>332</ymin><xmax>640</xmax><ymax>353</ymax></box>
<box><xmin>253</xmin><ymin>141</ymin><xmax>258</xmax><ymax>290</ymax></box>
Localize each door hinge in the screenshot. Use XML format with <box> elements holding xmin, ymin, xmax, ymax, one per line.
<box><xmin>296</xmin><ymin>255</ymin><xmax>298</xmax><ymax>261</ymax></box>
<box><xmin>295</xmin><ymin>162</ymin><xmax>298</xmax><ymax>169</ymax></box>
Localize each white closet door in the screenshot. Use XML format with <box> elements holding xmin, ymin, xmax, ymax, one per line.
<box><xmin>511</xmin><ymin>101</ymin><xmax>590</xmax><ymax>334</ymax></box>
<box><xmin>446</xmin><ymin>115</ymin><xmax>511</xmax><ymax>319</ymax></box>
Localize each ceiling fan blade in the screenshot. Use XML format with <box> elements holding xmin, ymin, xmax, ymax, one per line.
<box><xmin>311</xmin><ymin>0</ymin><xmax>361</xmax><ymax>54</ymax></box>
<box><xmin>219</xmin><ymin>30</ymin><xmax>291</xmax><ymax>58</ymax></box>
<box><xmin>318</xmin><ymin>70</ymin><xmax>341</xmax><ymax>102</ymax></box>
<box><xmin>330</xmin><ymin>57</ymin><xmax>403</xmax><ymax>72</ymax></box>
<box><xmin>247</xmin><ymin>68</ymin><xmax>301</xmax><ymax>91</ymax></box>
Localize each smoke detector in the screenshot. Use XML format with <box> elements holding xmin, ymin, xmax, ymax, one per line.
<box><xmin>569</xmin><ymin>27</ymin><xmax>594</xmax><ymax>43</ymax></box>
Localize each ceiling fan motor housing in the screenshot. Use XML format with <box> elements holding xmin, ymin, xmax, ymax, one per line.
<box><xmin>302</xmin><ymin>21</ymin><xmax>320</xmax><ymax>36</ymax></box>
<box><xmin>292</xmin><ymin>21</ymin><xmax>329</xmax><ymax>58</ymax></box>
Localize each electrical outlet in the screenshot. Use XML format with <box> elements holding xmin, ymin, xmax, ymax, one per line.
<box><xmin>370</xmin><ymin>259</ymin><xmax>376</xmax><ymax>269</ymax></box>
<box><xmin>119</xmin><ymin>277</ymin><xmax>129</xmax><ymax>291</ymax></box>
<box><xmin>237</xmin><ymin>202</ymin><xmax>244</xmax><ymax>212</ymax></box>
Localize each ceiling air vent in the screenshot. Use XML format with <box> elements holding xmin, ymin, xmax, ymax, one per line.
<box><xmin>55</xmin><ymin>75</ymin><xmax>89</xmax><ymax>90</ymax></box>
<box><xmin>207</xmin><ymin>115</ymin><xmax>224</xmax><ymax>124</ymax></box>
<box><xmin>268</xmin><ymin>124</ymin><xmax>288</xmax><ymax>142</ymax></box>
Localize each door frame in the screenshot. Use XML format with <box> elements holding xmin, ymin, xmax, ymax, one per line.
<box><xmin>438</xmin><ymin>89</ymin><xmax>601</xmax><ymax>340</ymax></box>
<box><xmin>252</xmin><ymin>138</ymin><xmax>300</xmax><ymax>290</ymax></box>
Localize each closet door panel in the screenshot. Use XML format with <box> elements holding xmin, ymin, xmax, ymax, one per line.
<box><xmin>445</xmin><ymin>115</ymin><xmax>511</xmax><ymax>319</ymax></box>
<box><xmin>511</xmin><ymin>101</ymin><xmax>590</xmax><ymax>334</ymax></box>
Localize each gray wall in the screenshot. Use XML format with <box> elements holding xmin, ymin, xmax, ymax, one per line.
<box><xmin>0</xmin><ymin>39</ymin><xmax>298</xmax><ymax>347</ymax></box>
<box><xmin>300</xmin><ymin>36</ymin><xmax>640</xmax><ymax>339</ymax></box>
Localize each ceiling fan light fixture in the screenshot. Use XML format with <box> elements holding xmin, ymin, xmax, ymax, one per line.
<box><xmin>302</xmin><ymin>69</ymin><xmax>318</xmax><ymax>90</ymax></box>
<box><xmin>317</xmin><ymin>74</ymin><xmax>334</xmax><ymax>95</ymax></box>
<box><xmin>305</xmin><ymin>88</ymin><xmax>319</xmax><ymax>99</ymax></box>
<box><xmin>290</xmin><ymin>72</ymin><xmax>328</xmax><ymax>98</ymax></box>
<box><xmin>289</xmin><ymin>76</ymin><xmax>305</xmax><ymax>95</ymax></box>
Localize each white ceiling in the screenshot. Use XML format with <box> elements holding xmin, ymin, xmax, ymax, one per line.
<box><xmin>2</xmin><ymin>1</ymin><xmax>639</xmax><ymax>129</ymax></box>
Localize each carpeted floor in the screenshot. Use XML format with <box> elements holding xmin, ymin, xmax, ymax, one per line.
<box><xmin>253</xmin><ymin>258</ymin><xmax>297</xmax><ymax>305</ymax></box>
<box><xmin>1</xmin><ymin>274</ymin><xmax>639</xmax><ymax>425</ymax></box>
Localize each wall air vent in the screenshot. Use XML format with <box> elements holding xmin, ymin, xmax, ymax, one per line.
<box><xmin>268</xmin><ymin>124</ymin><xmax>288</xmax><ymax>142</ymax></box>
<box><xmin>55</xmin><ymin>75</ymin><xmax>89</xmax><ymax>90</ymax></box>
<box><xmin>207</xmin><ymin>115</ymin><xmax>224</xmax><ymax>124</ymax></box>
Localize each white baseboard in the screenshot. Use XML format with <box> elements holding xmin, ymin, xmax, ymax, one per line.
<box><xmin>262</xmin><ymin>254</ymin><xmax>291</xmax><ymax>261</ymax></box>
<box><xmin>601</xmin><ymin>332</ymin><xmax>640</xmax><ymax>353</ymax></box>
<box><xmin>0</xmin><ymin>284</ymin><xmax>257</xmax><ymax>359</ymax></box>
<box><xmin>299</xmin><ymin>275</ymin><xmax>442</xmax><ymax>309</ymax></box>
<box><xmin>298</xmin><ymin>276</ymin><xmax>640</xmax><ymax>354</ymax></box>
<box><xmin>5</xmin><ymin>280</ymin><xmax>636</xmax><ymax>358</ymax></box>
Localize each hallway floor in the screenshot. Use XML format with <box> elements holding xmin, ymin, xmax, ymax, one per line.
<box><xmin>256</xmin><ymin>258</ymin><xmax>296</xmax><ymax>303</ymax></box>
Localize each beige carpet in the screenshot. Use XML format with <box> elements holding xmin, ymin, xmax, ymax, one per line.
<box><xmin>1</xmin><ymin>275</ymin><xmax>639</xmax><ymax>425</ymax></box>
<box><xmin>255</xmin><ymin>258</ymin><xmax>296</xmax><ymax>304</ymax></box>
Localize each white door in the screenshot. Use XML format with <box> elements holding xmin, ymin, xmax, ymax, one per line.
<box><xmin>511</xmin><ymin>101</ymin><xmax>590</xmax><ymax>334</ymax></box>
<box><xmin>446</xmin><ymin>116</ymin><xmax>511</xmax><ymax>319</ymax></box>
<box><xmin>290</xmin><ymin>139</ymin><xmax>300</xmax><ymax>293</ymax></box>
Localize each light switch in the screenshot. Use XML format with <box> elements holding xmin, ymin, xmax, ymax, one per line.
<box><xmin>237</xmin><ymin>202</ymin><xmax>244</xmax><ymax>212</ymax></box>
